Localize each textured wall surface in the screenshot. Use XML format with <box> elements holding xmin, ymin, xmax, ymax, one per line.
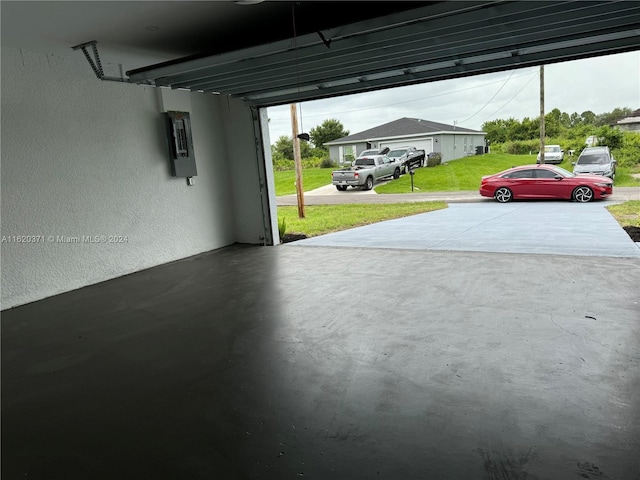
<box><xmin>1</xmin><ymin>47</ymin><xmax>265</xmax><ymax>309</ymax></box>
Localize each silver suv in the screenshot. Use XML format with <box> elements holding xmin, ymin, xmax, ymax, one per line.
<box><xmin>573</xmin><ymin>146</ymin><xmax>616</xmax><ymax>180</ymax></box>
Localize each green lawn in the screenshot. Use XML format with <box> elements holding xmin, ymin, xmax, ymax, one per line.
<box><xmin>272</xmin><ymin>153</ymin><xmax>640</xmax><ymax>196</ymax></box>
<box><xmin>375</xmin><ymin>153</ymin><xmax>640</xmax><ymax>193</ymax></box>
<box><xmin>606</xmin><ymin>200</ymin><xmax>640</xmax><ymax>228</ymax></box>
<box><xmin>278</xmin><ymin>202</ymin><xmax>447</xmax><ymax>237</ymax></box>
<box><xmin>273</xmin><ymin>168</ymin><xmax>334</xmax><ymax>196</ymax></box>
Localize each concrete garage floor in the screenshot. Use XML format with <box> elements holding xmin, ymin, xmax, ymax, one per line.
<box><xmin>2</xmin><ymin>204</ymin><xmax>640</xmax><ymax>480</ymax></box>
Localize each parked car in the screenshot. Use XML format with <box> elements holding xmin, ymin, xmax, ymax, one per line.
<box><xmin>386</xmin><ymin>146</ymin><xmax>426</xmax><ymax>173</ymax></box>
<box><xmin>479</xmin><ymin>164</ymin><xmax>613</xmax><ymax>203</ymax></box>
<box><xmin>572</xmin><ymin>146</ymin><xmax>616</xmax><ymax>180</ymax></box>
<box><xmin>536</xmin><ymin>145</ymin><xmax>564</xmax><ymax>164</ymax></box>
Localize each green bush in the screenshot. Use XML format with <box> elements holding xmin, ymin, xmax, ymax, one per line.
<box><xmin>613</xmin><ymin>131</ymin><xmax>640</xmax><ymax>168</ymax></box>
<box><xmin>426</xmin><ymin>152</ymin><xmax>442</xmax><ymax>167</ymax></box>
<box><xmin>273</xmin><ymin>156</ymin><xmax>332</xmax><ymax>171</ymax></box>
<box><xmin>499</xmin><ymin>140</ymin><xmax>540</xmax><ymax>155</ymax></box>
<box><xmin>319</xmin><ymin>157</ymin><xmax>337</xmax><ymax>168</ymax></box>
<box><xmin>273</xmin><ymin>159</ymin><xmax>295</xmax><ymax>171</ymax></box>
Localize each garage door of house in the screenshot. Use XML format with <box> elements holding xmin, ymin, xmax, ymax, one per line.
<box><xmin>380</xmin><ymin>138</ymin><xmax>434</xmax><ymax>154</ymax></box>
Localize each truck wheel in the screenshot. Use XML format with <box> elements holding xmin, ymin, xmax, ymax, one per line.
<box><xmin>393</xmin><ymin>168</ymin><xmax>400</xmax><ymax>179</ymax></box>
<box><xmin>364</xmin><ymin>176</ymin><xmax>374</xmax><ymax>190</ymax></box>
<box><xmin>335</xmin><ymin>185</ymin><xmax>347</xmax><ymax>191</ymax></box>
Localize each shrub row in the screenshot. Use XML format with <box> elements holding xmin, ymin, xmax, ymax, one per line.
<box><xmin>273</xmin><ymin>156</ymin><xmax>338</xmax><ymax>171</ymax></box>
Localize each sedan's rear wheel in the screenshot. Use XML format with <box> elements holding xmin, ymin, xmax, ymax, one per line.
<box><xmin>393</xmin><ymin>168</ymin><xmax>400</xmax><ymax>179</ymax></box>
<box><xmin>573</xmin><ymin>186</ymin><xmax>593</xmax><ymax>203</ymax></box>
<box><xmin>495</xmin><ymin>187</ymin><xmax>513</xmax><ymax>203</ymax></box>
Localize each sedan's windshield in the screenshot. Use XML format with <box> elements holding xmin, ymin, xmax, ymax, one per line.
<box><xmin>577</xmin><ymin>154</ymin><xmax>608</xmax><ymax>165</ymax></box>
<box><xmin>545</xmin><ymin>146</ymin><xmax>561</xmax><ymax>153</ymax></box>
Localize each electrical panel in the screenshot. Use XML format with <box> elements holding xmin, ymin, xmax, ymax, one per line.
<box><xmin>163</xmin><ymin>111</ymin><xmax>197</xmax><ymax>177</ymax></box>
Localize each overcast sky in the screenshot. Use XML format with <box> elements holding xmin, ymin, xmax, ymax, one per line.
<box><xmin>266</xmin><ymin>50</ymin><xmax>640</xmax><ymax>143</ymax></box>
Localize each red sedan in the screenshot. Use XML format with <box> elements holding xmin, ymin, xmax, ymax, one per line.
<box><xmin>479</xmin><ymin>164</ymin><xmax>613</xmax><ymax>203</ymax></box>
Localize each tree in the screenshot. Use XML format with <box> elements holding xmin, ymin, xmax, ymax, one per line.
<box><xmin>569</xmin><ymin>112</ymin><xmax>582</xmax><ymax>127</ymax></box>
<box><xmin>309</xmin><ymin>119</ymin><xmax>349</xmax><ymax>149</ymax></box>
<box><xmin>272</xmin><ymin>135</ymin><xmax>313</xmax><ymax>160</ymax></box>
<box><xmin>580</xmin><ymin>110</ymin><xmax>597</xmax><ymax>126</ymax></box>
<box><xmin>481</xmin><ymin>119</ymin><xmax>508</xmax><ymax>144</ymax></box>
<box><xmin>596</xmin><ymin>107</ymin><xmax>633</xmax><ymax>127</ymax></box>
<box><xmin>273</xmin><ymin>135</ymin><xmax>294</xmax><ymax>160</ymax></box>
<box><xmin>544</xmin><ymin>108</ymin><xmax>562</xmax><ymax>138</ymax></box>
<box><xmin>595</xmin><ymin>125</ymin><xmax>624</xmax><ymax>150</ymax></box>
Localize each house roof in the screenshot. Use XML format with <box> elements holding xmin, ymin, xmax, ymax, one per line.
<box><xmin>616</xmin><ymin>108</ymin><xmax>640</xmax><ymax>125</ymax></box>
<box><xmin>325</xmin><ymin>117</ymin><xmax>483</xmax><ymax>145</ymax></box>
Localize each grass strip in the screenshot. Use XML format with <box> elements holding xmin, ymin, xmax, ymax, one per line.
<box><xmin>278</xmin><ymin>202</ymin><xmax>447</xmax><ymax>237</ymax></box>
<box><xmin>606</xmin><ymin>200</ymin><xmax>640</xmax><ymax>228</ymax></box>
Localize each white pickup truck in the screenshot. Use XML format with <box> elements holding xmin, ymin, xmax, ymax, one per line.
<box><xmin>331</xmin><ymin>154</ymin><xmax>401</xmax><ymax>191</ymax></box>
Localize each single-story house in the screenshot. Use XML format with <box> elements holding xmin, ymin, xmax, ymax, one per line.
<box><xmin>615</xmin><ymin>108</ymin><xmax>640</xmax><ymax>132</ymax></box>
<box><xmin>325</xmin><ymin>117</ymin><xmax>486</xmax><ymax>164</ymax></box>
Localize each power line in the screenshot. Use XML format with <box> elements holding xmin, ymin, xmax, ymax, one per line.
<box><xmin>480</xmin><ymin>70</ymin><xmax>538</xmax><ymax>123</ymax></box>
<box><xmin>458</xmin><ymin>71</ymin><xmax>515</xmax><ymax>124</ymax></box>
<box><xmin>268</xmin><ymin>69</ymin><xmax>538</xmax><ymax>122</ymax></box>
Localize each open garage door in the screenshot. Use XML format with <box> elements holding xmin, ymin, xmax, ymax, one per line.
<box><xmin>380</xmin><ymin>139</ymin><xmax>434</xmax><ymax>154</ymax></box>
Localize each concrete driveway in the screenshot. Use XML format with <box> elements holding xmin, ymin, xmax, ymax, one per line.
<box><xmin>284</xmin><ymin>201</ymin><xmax>640</xmax><ymax>258</ymax></box>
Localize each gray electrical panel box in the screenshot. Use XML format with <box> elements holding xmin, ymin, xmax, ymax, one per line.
<box><xmin>163</xmin><ymin>111</ymin><xmax>197</xmax><ymax>177</ymax></box>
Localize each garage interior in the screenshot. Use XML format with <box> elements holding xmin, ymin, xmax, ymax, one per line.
<box><xmin>2</xmin><ymin>1</ymin><xmax>639</xmax><ymax>479</ymax></box>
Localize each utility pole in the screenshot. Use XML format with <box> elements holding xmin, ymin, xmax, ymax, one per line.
<box><xmin>539</xmin><ymin>65</ymin><xmax>545</xmax><ymax>164</ymax></box>
<box><xmin>290</xmin><ymin>103</ymin><xmax>305</xmax><ymax>218</ymax></box>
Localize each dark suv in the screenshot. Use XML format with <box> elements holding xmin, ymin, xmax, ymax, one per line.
<box><xmin>572</xmin><ymin>146</ymin><xmax>616</xmax><ymax>180</ymax></box>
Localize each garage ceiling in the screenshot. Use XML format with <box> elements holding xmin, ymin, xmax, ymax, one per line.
<box><xmin>3</xmin><ymin>1</ymin><xmax>639</xmax><ymax>108</ymax></box>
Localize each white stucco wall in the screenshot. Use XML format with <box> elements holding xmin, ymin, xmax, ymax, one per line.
<box><xmin>1</xmin><ymin>47</ymin><xmax>267</xmax><ymax>309</ymax></box>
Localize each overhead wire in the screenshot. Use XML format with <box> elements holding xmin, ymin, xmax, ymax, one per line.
<box><xmin>457</xmin><ymin>70</ymin><xmax>515</xmax><ymax>124</ymax></box>
<box><xmin>480</xmin><ymin>70</ymin><xmax>538</xmax><ymax>123</ymax></box>
<box><xmin>269</xmin><ymin>69</ymin><xmax>537</xmax><ymax>123</ymax></box>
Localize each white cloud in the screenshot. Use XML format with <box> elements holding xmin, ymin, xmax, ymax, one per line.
<box><xmin>266</xmin><ymin>50</ymin><xmax>640</xmax><ymax>142</ymax></box>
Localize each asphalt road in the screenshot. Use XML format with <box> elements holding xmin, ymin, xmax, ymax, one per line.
<box><xmin>276</xmin><ymin>184</ymin><xmax>640</xmax><ymax>206</ymax></box>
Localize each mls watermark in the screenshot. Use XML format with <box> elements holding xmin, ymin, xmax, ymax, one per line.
<box><xmin>1</xmin><ymin>235</ymin><xmax>129</xmax><ymax>244</ymax></box>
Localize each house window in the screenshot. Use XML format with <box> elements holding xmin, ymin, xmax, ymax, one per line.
<box><xmin>341</xmin><ymin>145</ymin><xmax>356</xmax><ymax>164</ymax></box>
